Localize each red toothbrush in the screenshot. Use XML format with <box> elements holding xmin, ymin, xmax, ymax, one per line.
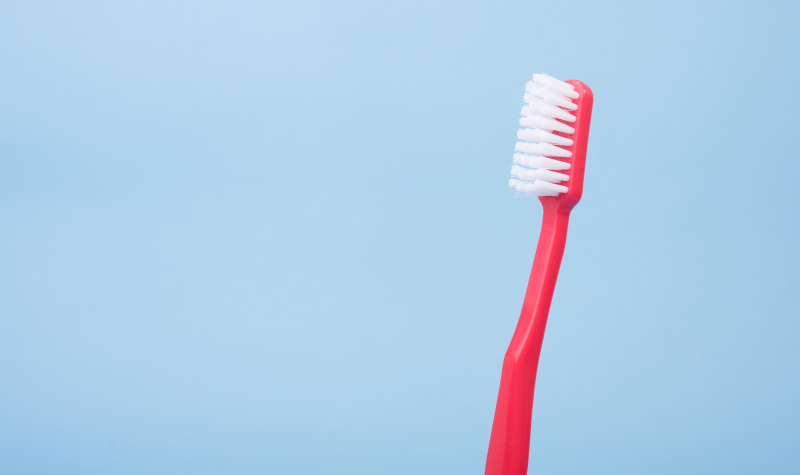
<box><xmin>487</xmin><ymin>74</ymin><xmax>594</xmax><ymax>475</ymax></box>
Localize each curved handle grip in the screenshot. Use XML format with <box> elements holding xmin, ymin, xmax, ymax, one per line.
<box><xmin>485</xmin><ymin>204</ymin><xmax>571</xmax><ymax>475</ymax></box>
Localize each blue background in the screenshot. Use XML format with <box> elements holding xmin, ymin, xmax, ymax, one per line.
<box><xmin>1</xmin><ymin>1</ymin><xmax>798</xmax><ymax>474</ymax></box>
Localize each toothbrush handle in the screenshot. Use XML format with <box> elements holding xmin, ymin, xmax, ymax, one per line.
<box><xmin>485</xmin><ymin>203</ymin><xmax>571</xmax><ymax>475</ymax></box>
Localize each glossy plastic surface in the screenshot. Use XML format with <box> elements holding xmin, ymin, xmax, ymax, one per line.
<box><xmin>486</xmin><ymin>80</ymin><xmax>594</xmax><ymax>475</ymax></box>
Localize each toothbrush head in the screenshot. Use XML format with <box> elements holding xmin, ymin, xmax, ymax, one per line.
<box><xmin>509</xmin><ymin>73</ymin><xmax>594</xmax><ymax>211</ymax></box>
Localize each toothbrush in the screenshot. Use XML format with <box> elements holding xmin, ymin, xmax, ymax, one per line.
<box><xmin>485</xmin><ymin>74</ymin><xmax>594</xmax><ymax>475</ymax></box>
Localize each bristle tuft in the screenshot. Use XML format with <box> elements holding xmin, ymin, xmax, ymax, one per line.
<box><xmin>510</xmin><ymin>73</ymin><xmax>577</xmax><ymax>197</ymax></box>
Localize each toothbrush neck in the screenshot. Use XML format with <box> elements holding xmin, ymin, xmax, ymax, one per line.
<box><xmin>520</xmin><ymin>203</ymin><xmax>570</xmax><ymax>332</ymax></box>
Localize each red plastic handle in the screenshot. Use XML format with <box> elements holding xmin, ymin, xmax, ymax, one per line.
<box><xmin>485</xmin><ymin>80</ymin><xmax>593</xmax><ymax>475</ymax></box>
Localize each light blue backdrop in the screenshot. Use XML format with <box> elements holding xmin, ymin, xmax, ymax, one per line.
<box><xmin>1</xmin><ymin>1</ymin><xmax>798</xmax><ymax>474</ymax></box>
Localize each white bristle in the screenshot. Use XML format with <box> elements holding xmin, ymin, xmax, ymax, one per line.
<box><xmin>509</xmin><ymin>178</ymin><xmax>567</xmax><ymax>197</ymax></box>
<box><xmin>517</xmin><ymin>128</ymin><xmax>573</xmax><ymax>147</ymax></box>
<box><xmin>532</xmin><ymin>73</ymin><xmax>579</xmax><ymax>99</ymax></box>
<box><xmin>521</xmin><ymin>103</ymin><xmax>575</xmax><ymax>123</ymax></box>
<box><xmin>531</xmin><ymin>180</ymin><xmax>568</xmax><ymax>193</ymax></box>
<box><xmin>520</xmin><ymin>115</ymin><xmax>574</xmax><ymax>134</ymax></box>
<box><xmin>515</xmin><ymin>141</ymin><xmax>572</xmax><ymax>158</ymax></box>
<box><xmin>512</xmin><ymin>153</ymin><xmax>570</xmax><ymax>170</ymax></box>
<box><xmin>510</xmin><ymin>73</ymin><xmax>578</xmax><ymax>197</ymax></box>
<box><xmin>524</xmin><ymin>84</ymin><xmax>578</xmax><ymax>111</ymax></box>
<box><xmin>511</xmin><ymin>165</ymin><xmax>569</xmax><ymax>183</ymax></box>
